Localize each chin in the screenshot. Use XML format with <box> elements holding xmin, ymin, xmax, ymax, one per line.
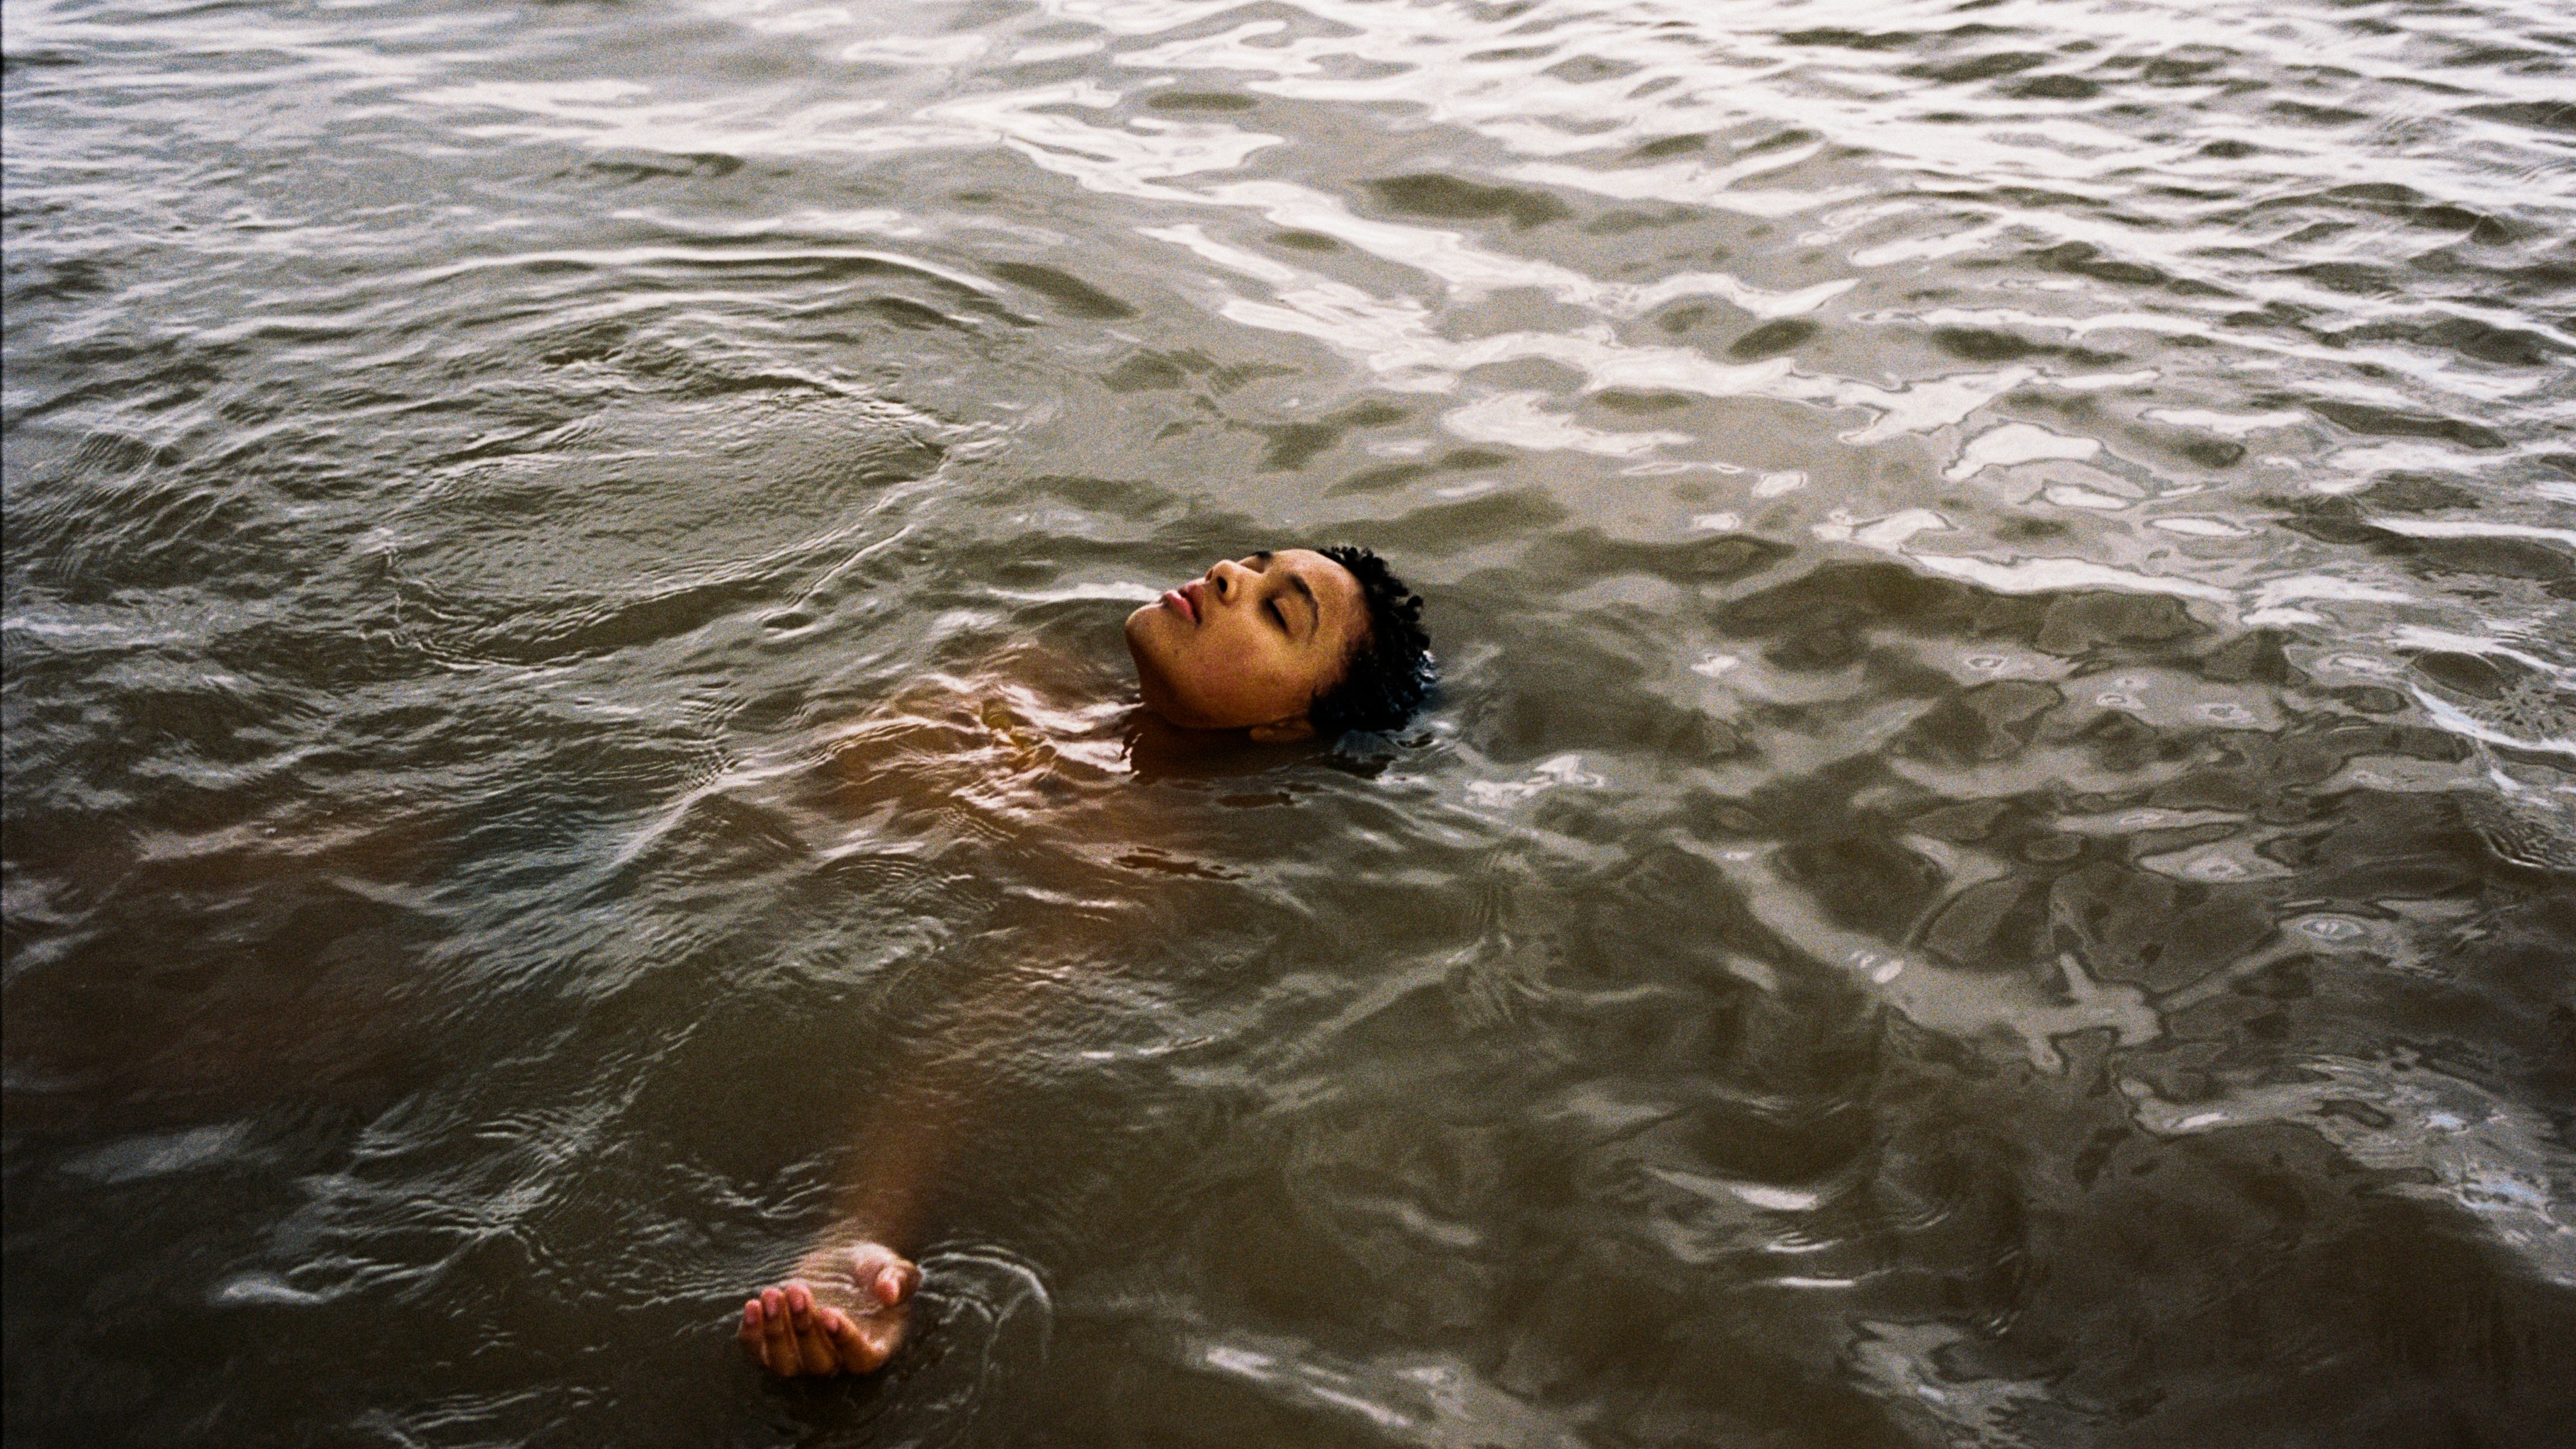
<box><xmin>1122</xmin><ymin>605</ymin><xmax>1164</xmax><ymax>670</ymax></box>
<box><xmin>1124</xmin><ymin>614</ymin><xmax>1193</xmax><ymax>723</ymax></box>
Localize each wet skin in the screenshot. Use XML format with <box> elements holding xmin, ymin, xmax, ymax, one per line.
<box><xmin>738</xmin><ymin>1242</ymin><xmax>922</xmax><ymax>1377</ymax></box>
<box><xmin>1123</xmin><ymin>548</ymin><xmax>1370</xmax><ymax>739</ymax></box>
<box><xmin>738</xmin><ymin>549</ymin><xmax>1369</xmax><ymax>1378</ymax></box>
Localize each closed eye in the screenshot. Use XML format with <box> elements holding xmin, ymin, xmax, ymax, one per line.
<box><xmin>1267</xmin><ymin>599</ymin><xmax>1289</xmax><ymax>630</ymax></box>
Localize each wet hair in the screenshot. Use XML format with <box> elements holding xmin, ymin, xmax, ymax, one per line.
<box><xmin>1307</xmin><ymin>545</ymin><xmax>1433</xmax><ymax>735</ymax></box>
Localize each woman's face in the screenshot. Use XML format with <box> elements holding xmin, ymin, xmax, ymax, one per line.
<box><xmin>1124</xmin><ymin>549</ymin><xmax>1369</xmax><ymax>738</ymax></box>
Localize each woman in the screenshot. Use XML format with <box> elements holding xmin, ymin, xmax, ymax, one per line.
<box><xmin>736</xmin><ymin>546</ymin><xmax>1431</xmax><ymax>1378</ymax></box>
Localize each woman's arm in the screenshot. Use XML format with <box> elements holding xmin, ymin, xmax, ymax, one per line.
<box><xmin>736</xmin><ymin>961</ymin><xmax>1063</xmax><ymax>1377</ymax></box>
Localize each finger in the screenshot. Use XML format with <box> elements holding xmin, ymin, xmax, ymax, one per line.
<box><xmin>823</xmin><ymin>1308</ymin><xmax>884</xmax><ymax>1374</ymax></box>
<box><xmin>761</xmin><ymin>1288</ymin><xmax>802</xmax><ymax>1375</ymax></box>
<box><xmin>740</xmin><ymin>1299</ymin><xmax>770</xmax><ymax>1370</ymax></box>
<box><xmin>795</xmin><ymin>1317</ymin><xmax>839</xmax><ymax>1374</ymax></box>
<box><xmin>785</xmin><ymin>1285</ymin><xmax>834</xmax><ymax>1375</ymax></box>
<box><xmin>823</xmin><ymin>1323</ymin><xmax>862</xmax><ymax>1375</ymax></box>
<box><xmin>849</xmin><ymin>1304</ymin><xmax>905</xmax><ymax>1372</ymax></box>
<box><xmin>874</xmin><ymin>1259</ymin><xmax>921</xmax><ymax>1306</ymax></box>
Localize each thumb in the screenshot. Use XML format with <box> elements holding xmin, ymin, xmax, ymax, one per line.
<box><xmin>876</xmin><ymin>1259</ymin><xmax>922</xmax><ymax>1305</ymax></box>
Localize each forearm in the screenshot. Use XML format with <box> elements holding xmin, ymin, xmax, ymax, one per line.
<box><xmin>823</xmin><ymin>965</ymin><xmax>1061</xmax><ymax>1251</ymax></box>
<box><xmin>824</xmin><ymin>1077</ymin><xmax>968</xmax><ymax>1252</ymax></box>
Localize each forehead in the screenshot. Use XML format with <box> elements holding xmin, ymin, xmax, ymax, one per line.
<box><xmin>1265</xmin><ymin>548</ymin><xmax>1365</xmax><ymax>616</ymax></box>
<box><xmin>1267</xmin><ymin>547</ymin><xmax>1352</xmax><ymax>587</ymax></box>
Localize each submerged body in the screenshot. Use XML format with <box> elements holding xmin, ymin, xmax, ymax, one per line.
<box><xmin>738</xmin><ymin>547</ymin><xmax>1429</xmax><ymax>1376</ymax></box>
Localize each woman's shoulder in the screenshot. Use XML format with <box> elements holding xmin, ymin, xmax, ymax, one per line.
<box><xmin>820</xmin><ymin>647</ymin><xmax>1138</xmax><ymax>813</ymax></box>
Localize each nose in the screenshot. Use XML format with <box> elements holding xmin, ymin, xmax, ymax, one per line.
<box><xmin>1206</xmin><ymin>558</ymin><xmax>1254</xmax><ymax>602</ymax></box>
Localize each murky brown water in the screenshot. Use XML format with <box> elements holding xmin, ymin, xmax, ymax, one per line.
<box><xmin>6</xmin><ymin>0</ymin><xmax>2574</xmax><ymax>1444</ymax></box>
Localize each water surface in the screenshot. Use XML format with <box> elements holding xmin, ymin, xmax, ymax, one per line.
<box><xmin>6</xmin><ymin>0</ymin><xmax>2574</xmax><ymax>1444</ymax></box>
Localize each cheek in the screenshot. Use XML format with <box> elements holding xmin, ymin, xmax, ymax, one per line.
<box><xmin>1175</xmin><ymin>631</ymin><xmax>1306</xmax><ymax>724</ymax></box>
<box><xmin>1177</xmin><ymin>645</ymin><xmax>1255</xmax><ymax>711</ymax></box>
<box><xmin>1127</xmin><ymin>616</ymin><xmax>1195</xmax><ymax>695</ymax></box>
<box><xmin>1235</xmin><ymin>642</ymin><xmax>1325</xmax><ymax>716</ymax></box>
<box><xmin>1283</xmin><ymin>643</ymin><xmax>1343</xmax><ymax>697</ymax></box>
<box><xmin>1131</xmin><ymin>627</ymin><xmax>1226</xmax><ymax>711</ymax></box>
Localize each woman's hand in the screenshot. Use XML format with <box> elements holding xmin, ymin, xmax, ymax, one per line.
<box><xmin>738</xmin><ymin>1241</ymin><xmax>920</xmax><ymax>1377</ymax></box>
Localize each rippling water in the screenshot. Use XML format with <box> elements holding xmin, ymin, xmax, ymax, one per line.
<box><xmin>6</xmin><ymin>0</ymin><xmax>2574</xmax><ymax>1443</ymax></box>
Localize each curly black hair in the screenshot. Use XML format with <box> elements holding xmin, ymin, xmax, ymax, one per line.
<box><xmin>1306</xmin><ymin>545</ymin><xmax>1433</xmax><ymax>736</ymax></box>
